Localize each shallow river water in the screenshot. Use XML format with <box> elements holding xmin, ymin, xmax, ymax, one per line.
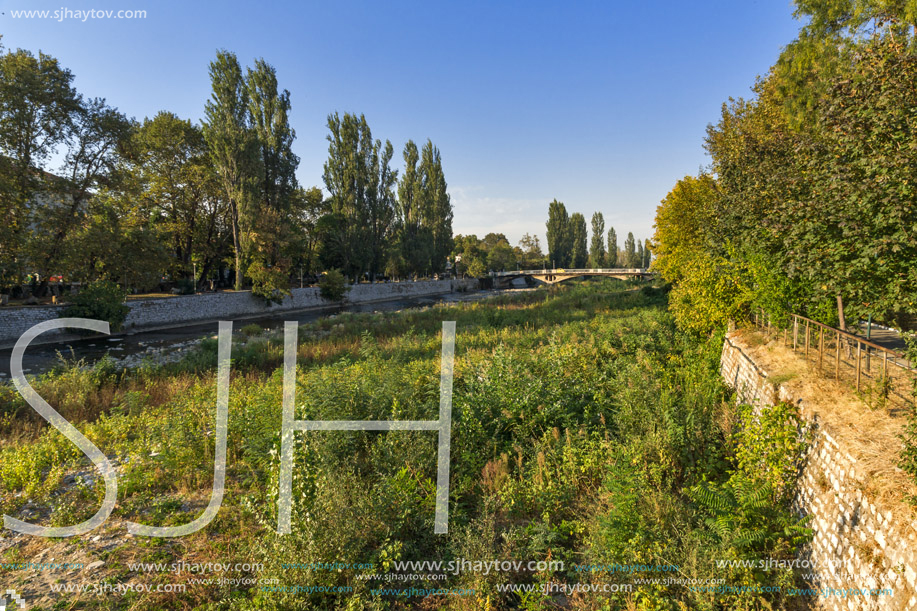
<box><xmin>0</xmin><ymin>289</ymin><xmax>500</xmax><ymax>380</ymax></box>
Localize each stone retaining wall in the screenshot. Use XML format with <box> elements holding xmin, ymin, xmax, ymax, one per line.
<box><xmin>0</xmin><ymin>279</ymin><xmax>478</xmax><ymax>348</ymax></box>
<box><xmin>720</xmin><ymin>334</ymin><xmax>917</xmax><ymax>611</ymax></box>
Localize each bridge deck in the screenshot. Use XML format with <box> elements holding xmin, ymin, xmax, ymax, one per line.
<box><xmin>494</xmin><ymin>268</ymin><xmax>649</xmax><ymax>277</ymax></box>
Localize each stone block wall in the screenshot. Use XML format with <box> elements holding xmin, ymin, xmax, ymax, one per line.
<box><xmin>0</xmin><ymin>279</ymin><xmax>477</xmax><ymax>348</ymax></box>
<box><xmin>721</xmin><ymin>333</ymin><xmax>917</xmax><ymax>611</ymax></box>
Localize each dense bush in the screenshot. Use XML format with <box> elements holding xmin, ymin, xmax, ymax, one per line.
<box><xmin>61</xmin><ymin>279</ymin><xmax>130</xmax><ymax>332</ymax></box>
<box><xmin>318</xmin><ymin>268</ymin><xmax>349</xmax><ymax>301</ymax></box>
<box><xmin>248</xmin><ymin>261</ymin><xmax>291</xmax><ymax>305</ymax></box>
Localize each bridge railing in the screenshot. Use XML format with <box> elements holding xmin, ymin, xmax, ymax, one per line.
<box><xmin>492</xmin><ymin>268</ymin><xmax>648</xmax><ymax>277</ymax></box>
<box><xmin>752</xmin><ymin>311</ymin><xmax>916</xmax><ymax>411</ymax></box>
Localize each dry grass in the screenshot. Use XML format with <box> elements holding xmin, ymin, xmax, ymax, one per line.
<box><xmin>735</xmin><ymin>328</ymin><xmax>917</xmax><ymax>519</ymax></box>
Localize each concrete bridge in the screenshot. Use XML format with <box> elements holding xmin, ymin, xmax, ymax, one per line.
<box><xmin>492</xmin><ymin>268</ymin><xmax>652</xmax><ymax>287</ymax></box>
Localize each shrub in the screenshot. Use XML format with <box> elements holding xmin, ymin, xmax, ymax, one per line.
<box><xmin>241</xmin><ymin>323</ymin><xmax>263</xmax><ymax>337</ymax></box>
<box><xmin>62</xmin><ymin>280</ymin><xmax>130</xmax><ymax>332</ymax></box>
<box><xmin>248</xmin><ymin>261</ymin><xmax>290</xmax><ymax>305</ymax></box>
<box><xmin>319</xmin><ymin>269</ymin><xmax>349</xmax><ymax>302</ymax></box>
<box><xmin>176</xmin><ymin>278</ymin><xmax>195</xmax><ymax>295</ymax></box>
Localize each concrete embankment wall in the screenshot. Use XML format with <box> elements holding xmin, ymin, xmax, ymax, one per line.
<box><xmin>0</xmin><ymin>278</ymin><xmax>479</xmax><ymax>348</ymax></box>
<box><xmin>720</xmin><ymin>333</ymin><xmax>917</xmax><ymax>611</ymax></box>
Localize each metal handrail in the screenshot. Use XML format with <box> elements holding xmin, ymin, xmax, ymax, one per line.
<box><xmin>492</xmin><ymin>268</ymin><xmax>648</xmax><ymax>277</ymax></box>
<box><xmin>789</xmin><ymin>313</ymin><xmax>906</xmax><ymax>359</ymax></box>
<box><xmin>753</xmin><ymin>310</ymin><xmax>915</xmax><ymax>409</ymax></box>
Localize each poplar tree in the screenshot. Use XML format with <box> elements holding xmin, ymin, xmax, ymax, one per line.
<box><xmin>203</xmin><ymin>50</ymin><xmax>257</xmax><ymax>290</ymax></box>
<box><xmin>589</xmin><ymin>212</ymin><xmax>605</xmax><ymax>267</ymax></box>
<box><xmin>395</xmin><ymin>140</ymin><xmax>431</xmax><ymax>276</ymax></box>
<box><xmin>570</xmin><ymin>213</ymin><xmax>588</xmax><ymax>268</ymax></box>
<box><xmin>606</xmin><ymin>227</ymin><xmax>617</xmax><ymax>267</ymax></box>
<box><xmin>546</xmin><ymin>199</ymin><xmax>571</xmax><ymax>268</ymax></box>
<box><xmin>418</xmin><ymin>140</ymin><xmax>452</xmax><ymax>274</ymax></box>
<box><xmin>624</xmin><ymin>232</ymin><xmax>636</xmax><ymax>267</ymax></box>
<box><xmin>245</xmin><ymin>58</ymin><xmax>300</xmax><ymax>300</ymax></box>
<box><xmin>323</xmin><ymin>113</ymin><xmax>396</xmax><ymax>281</ymax></box>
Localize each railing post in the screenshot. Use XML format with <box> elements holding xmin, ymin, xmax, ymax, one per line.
<box><xmin>793</xmin><ymin>318</ymin><xmax>798</xmax><ymax>351</ymax></box>
<box><xmin>835</xmin><ymin>331</ymin><xmax>841</xmax><ymax>380</ymax></box>
<box><xmin>819</xmin><ymin>329</ymin><xmax>824</xmax><ymax>373</ymax></box>
<box><xmin>856</xmin><ymin>342</ymin><xmax>862</xmax><ymax>392</ymax></box>
<box><xmin>805</xmin><ymin>321</ymin><xmax>810</xmax><ymax>358</ymax></box>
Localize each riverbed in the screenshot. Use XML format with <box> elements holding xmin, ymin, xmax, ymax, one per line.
<box><xmin>0</xmin><ymin>289</ymin><xmax>503</xmax><ymax>380</ymax></box>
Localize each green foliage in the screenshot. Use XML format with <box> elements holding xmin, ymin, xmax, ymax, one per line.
<box><xmin>318</xmin><ymin>268</ymin><xmax>349</xmax><ymax>301</ymax></box>
<box><xmin>175</xmin><ymin>277</ymin><xmax>195</xmax><ymax>295</ymax></box>
<box><xmin>589</xmin><ymin>212</ymin><xmax>606</xmax><ymax>267</ymax></box>
<box><xmin>569</xmin><ymin>212</ymin><xmax>588</xmax><ymax>268</ymax></box>
<box><xmin>486</xmin><ymin>239</ymin><xmax>516</xmax><ymax>272</ymax></box>
<box><xmin>606</xmin><ymin>226</ymin><xmax>617</xmax><ymax>267</ymax></box>
<box><xmin>248</xmin><ymin>260</ymin><xmax>290</xmax><ymax>305</ymax></box>
<box><xmin>240</xmin><ymin>323</ymin><xmax>262</xmax><ymax>337</ymax></box>
<box><xmin>545</xmin><ymin>199</ymin><xmax>571</xmax><ymax>267</ymax></box>
<box><xmin>62</xmin><ymin>280</ymin><xmax>130</xmax><ymax>331</ymax></box>
<box><xmin>2</xmin><ymin>282</ymin><xmax>812</xmax><ymax>609</ymax></box>
<box><xmin>203</xmin><ymin>49</ymin><xmax>258</xmax><ymax>291</ymax></box>
<box><xmin>623</xmin><ymin>231</ymin><xmax>636</xmax><ymax>267</ymax></box>
<box><xmin>898</xmin><ymin>332</ymin><xmax>917</xmax><ymax>496</ymax></box>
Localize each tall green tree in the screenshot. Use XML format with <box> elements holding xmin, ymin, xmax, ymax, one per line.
<box><xmin>606</xmin><ymin>227</ymin><xmax>618</xmax><ymax>267</ymax></box>
<box><xmin>30</xmin><ymin>97</ymin><xmax>130</xmax><ymax>286</ymax></box>
<box><xmin>203</xmin><ymin>50</ymin><xmax>258</xmax><ymax>290</ymax></box>
<box><xmin>418</xmin><ymin>140</ymin><xmax>452</xmax><ymax>273</ymax></box>
<box><xmin>570</xmin><ymin>212</ymin><xmax>588</xmax><ymax>268</ymax></box>
<box><xmin>487</xmin><ymin>238</ymin><xmax>516</xmax><ymax>272</ymax></box>
<box><xmin>323</xmin><ymin>113</ymin><xmax>396</xmax><ymax>281</ymax></box>
<box><xmin>589</xmin><ymin>212</ymin><xmax>605</xmax><ymax>267</ymax></box>
<box><xmin>546</xmin><ymin>199</ymin><xmax>571</xmax><ymax>268</ymax></box>
<box><xmin>518</xmin><ymin>233</ymin><xmax>544</xmax><ymax>269</ymax></box>
<box><xmin>451</xmin><ymin>234</ymin><xmax>487</xmax><ymax>278</ymax></box>
<box><xmin>245</xmin><ymin>58</ymin><xmax>300</xmax><ymax>300</ymax></box>
<box><xmin>288</xmin><ymin>186</ymin><xmax>327</xmax><ymax>278</ymax></box>
<box><xmin>126</xmin><ymin>111</ymin><xmax>220</xmax><ymax>281</ymax></box>
<box><xmin>367</xmin><ymin>139</ymin><xmax>397</xmax><ymax>280</ymax></box>
<box><xmin>393</xmin><ymin>140</ymin><xmax>430</xmax><ymax>277</ymax></box>
<box><xmin>0</xmin><ymin>45</ymin><xmax>81</xmax><ymax>287</ymax></box>
<box><xmin>623</xmin><ymin>232</ymin><xmax>636</xmax><ymax>268</ymax></box>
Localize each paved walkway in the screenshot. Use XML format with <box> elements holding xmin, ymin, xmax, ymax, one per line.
<box><xmin>852</xmin><ymin>321</ymin><xmax>908</xmax><ymax>353</ymax></box>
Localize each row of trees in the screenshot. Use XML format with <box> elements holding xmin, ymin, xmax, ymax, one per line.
<box><xmin>0</xmin><ymin>40</ymin><xmax>453</xmax><ymax>301</ymax></box>
<box><xmin>546</xmin><ymin>200</ymin><xmax>650</xmax><ymax>269</ymax></box>
<box><xmin>451</xmin><ymin>232</ymin><xmax>544</xmax><ymax>276</ymax></box>
<box><xmin>652</xmin><ymin>0</ymin><xmax>917</xmax><ymax>334</ymax></box>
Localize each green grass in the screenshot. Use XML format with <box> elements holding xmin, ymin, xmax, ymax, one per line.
<box><xmin>0</xmin><ymin>280</ymin><xmax>811</xmax><ymax>610</ymax></box>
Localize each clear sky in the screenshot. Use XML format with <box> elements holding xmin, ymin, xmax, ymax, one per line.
<box><xmin>1</xmin><ymin>0</ymin><xmax>803</xmax><ymax>248</ymax></box>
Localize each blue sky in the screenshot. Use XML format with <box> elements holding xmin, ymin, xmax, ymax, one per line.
<box><xmin>1</xmin><ymin>0</ymin><xmax>803</xmax><ymax>248</ymax></box>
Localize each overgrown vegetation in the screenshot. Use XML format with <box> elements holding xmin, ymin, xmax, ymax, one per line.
<box><xmin>653</xmin><ymin>9</ymin><xmax>917</xmax><ymax>335</ymax></box>
<box><xmin>61</xmin><ymin>280</ymin><xmax>130</xmax><ymax>332</ymax></box>
<box><xmin>318</xmin><ymin>268</ymin><xmax>350</xmax><ymax>302</ymax></box>
<box><xmin>0</xmin><ymin>281</ymin><xmax>811</xmax><ymax>609</ymax></box>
